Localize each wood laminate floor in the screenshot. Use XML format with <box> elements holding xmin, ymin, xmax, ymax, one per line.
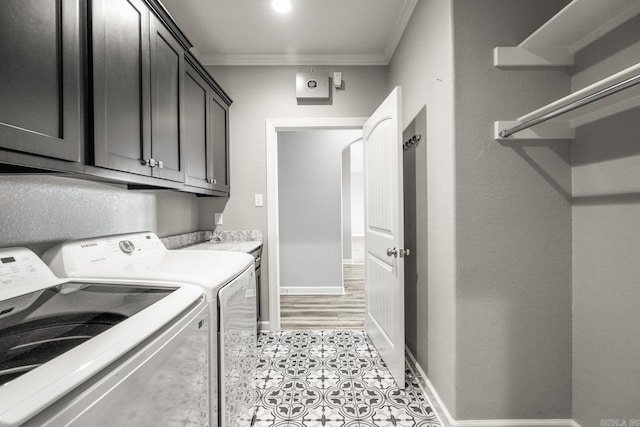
<box><xmin>280</xmin><ymin>263</ymin><xmax>365</xmax><ymax>330</ymax></box>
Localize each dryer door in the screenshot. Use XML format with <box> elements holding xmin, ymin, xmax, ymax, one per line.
<box><xmin>218</xmin><ymin>266</ymin><xmax>257</xmax><ymax>426</ymax></box>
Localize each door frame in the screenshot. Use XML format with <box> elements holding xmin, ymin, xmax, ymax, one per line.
<box><xmin>265</xmin><ymin>117</ymin><xmax>367</xmax><ymax>331</ymax></box>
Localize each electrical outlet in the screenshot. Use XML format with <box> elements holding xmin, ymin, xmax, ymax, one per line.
<box><xmin>255</xmin><ymin>193</ymin><xmax>264</xmax><ymax>207</ymax></box>
<box><xmin>214</xmin><ymin>213</ymin><xmax>223</xmax><ymax>225</ymax></box>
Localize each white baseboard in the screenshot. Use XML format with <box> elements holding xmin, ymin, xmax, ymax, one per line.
<box><xmin>280</xmin><ymin>286</ymin><xmax>345</xmax><ymax>295</ymax></box>
<box><xmin>404</xmin><ymin>347</ymin><xmax>579</xmax><ymax>427</ymax></box>
<box><xmin>258</xmin><ymin>320</ymin><xmax>270</xmax><ymax>331</ymax></box>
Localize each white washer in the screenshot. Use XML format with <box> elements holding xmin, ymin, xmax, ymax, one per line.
<box><xmin>43</xmin><ymin>232</ymin><xmax>257</xmax><ymax>427</ymax></box>
<box><xmin>0</xmin><ymin>247</ymin><xmax>209</xmax><ymax>427</ymax></box>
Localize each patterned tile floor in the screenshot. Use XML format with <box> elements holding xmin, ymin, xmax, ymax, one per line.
<box><xmin>237</xmin><ymin>330</ymin><xmax>441</xmax><ymax>426</ymax></box>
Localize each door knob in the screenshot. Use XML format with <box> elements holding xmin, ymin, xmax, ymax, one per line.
<box><xmin>399</xmin><ymin>248</ymin><xmax>411</xmax><ymax>258</ymax></box>
<box><xmin>386</xmin><ymin>248</ymin><xmax>398</xmax><ymax>257</ymax></box>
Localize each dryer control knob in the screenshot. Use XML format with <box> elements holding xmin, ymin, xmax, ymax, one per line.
<box><xmin>119</xmin><ymin>240</ymin><xmax>135</xmax><ymax>254</ymax></box>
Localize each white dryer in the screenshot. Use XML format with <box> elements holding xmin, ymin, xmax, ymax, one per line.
<box><xmin>0</xmin><ymin>247</ymin><xmax>209</xmax><ymax>427</ymax></box>
<box><xmin>43</xmin><ymin>232</ymin><xmax>257</xmax><ymax>427</ymax></box>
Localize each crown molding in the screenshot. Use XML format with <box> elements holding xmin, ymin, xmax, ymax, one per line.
<box><xmin>199</xmin><ymin>53</ymin><xmax>389</xmax><ymax>66</ymax></box>
<box><xmin>384</xmin><ymin>0</ymin><xmax>419</xmax><ymax>62</ymax></box>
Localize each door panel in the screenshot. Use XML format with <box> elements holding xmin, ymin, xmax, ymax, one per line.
<box><xmin>0</xmin><ymin>0</ymin><xmax>82</xmax><ymax>161</ymax></box>
<box><xmin>364</xmin><ymin>87</ymin><xmax>404</xmax><ymax>388</ymax></box>
<box><xmin>150</xmin><ymin>17</ymin><xmax>184</xmax><ymax>182</ymax></box>
<box><xmin>92</xmin><ymin>0</ymin><xmax>151</xmax><ymax>175</ymax></box>
<box><xmin>210</xmin><ymin>94</ymin><xmax>229</xmax><ymax>192</ymax></box>
<box><xmin>184</xmin><ymin>64</ymin><xmax>211</xmax><ymax>189</ymax></box>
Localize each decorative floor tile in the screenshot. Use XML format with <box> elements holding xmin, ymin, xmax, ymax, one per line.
<box><xmin>235</xmin><ymin>330</ymin><xmax>441</xmax><ymax>427</ymax></box>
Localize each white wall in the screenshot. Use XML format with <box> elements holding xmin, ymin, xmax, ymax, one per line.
<box><xmin>0</xmin><ymin>175</ymin><xmax>198</xmax><ymax>255</ymax></box>
<box><xmin>278</xmin><ymin>130</ymin><xmax>360</xmax><ymax>293</ymax></box>
<box><xmin>199</xmin><ymin>65</ymin><xmax>388</xmax><ymax>317</ymax></box>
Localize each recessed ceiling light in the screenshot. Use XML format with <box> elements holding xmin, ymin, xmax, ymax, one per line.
<box><xmin>271</xmin><ymin>0</ymin><xmax>292</xmax><ymax>13</ymax></box>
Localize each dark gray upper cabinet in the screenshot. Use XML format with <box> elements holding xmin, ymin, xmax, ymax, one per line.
<box><xmin>149</xmin><ymin>15</ymin><xmax>185</xmax><ymax>182</ymax></box>
<box><xmin>184</xmin><ymin>61</ymin><xmax>211</xmax><ymax>190</ymax></box>
<box><xmin>0</xmin><ymin>0</ymin><xmax>83</xmax><ymax>162</ymax></box>
<box><xmin>183</xmin><ymin>54</ymin><xmax>232</xmax><ymax>195</ymax></box>
<box><xmin>92</xmin><ymin>0</ymin><xmax>151</xmax><ymax>176</ymax></box>
<box><xmin>210</xmin><ymin>92</ymin><xmax>230</xmax><ymax>193</ymax></box>
<box><xmin>92</xmin><ymin>0</ymin><xmax>185</xmax><ymax>182</ymax></box>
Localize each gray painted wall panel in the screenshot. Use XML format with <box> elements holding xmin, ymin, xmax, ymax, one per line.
<box><xmin>388</xmin><ymin>0</ymin><xmax>457</xmax><ymax>414</ymax></box>
<box><xmin>278</xmin><ymin>130</ymin><xmax>359</xmax><ymax>291</ymax></box>
<box><xmin>571</xmin><ymin>15</ymin><xmax>640</xmax><ymax>427</ymax></box>
<box><xmin>453</xmin><ymin>0</ymin><xmax>572</xmax><ymax>419</ymax></box>
<box><xmin>0</xmin><ymin>176</ymin><xmax>198</xmax><ymax>255</ymax></box>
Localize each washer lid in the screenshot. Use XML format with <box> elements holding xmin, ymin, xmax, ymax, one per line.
<box><xmin>0</xmin><ymin>282</ymin><xmax>176</xmax><ymax>387</ymax></box>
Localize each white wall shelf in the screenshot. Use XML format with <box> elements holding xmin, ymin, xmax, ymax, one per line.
<box><xmin>495</xmin><ymin>62</ymin><xmax>640</xmax><ymax>140</ymax></box>
<box><xmin>494</xmin><ymin>0</ymin><xmax>640</xmax><ymax>67</ymax></box>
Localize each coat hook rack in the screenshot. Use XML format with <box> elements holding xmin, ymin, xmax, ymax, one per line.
<box><xmin>403</xmin><ymin>134</ymin><xmax>421</xmax><ymax>151</ymax></box>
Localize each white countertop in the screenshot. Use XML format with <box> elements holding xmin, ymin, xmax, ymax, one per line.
<box><xmin>184</xmin><ymin>240</ymin><xmax>262</xmax><ymax>254</ymax></box>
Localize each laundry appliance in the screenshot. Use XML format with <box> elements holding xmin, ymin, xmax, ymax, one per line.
<box><xmin>0</xmin><ymin>247</ymin><xmax>209</xmax><ymax>426</ymax></box>
<box><xmin>43</xmin><ymin>232</ymin><xmax>257</xmax><ymax>427</ymax></box>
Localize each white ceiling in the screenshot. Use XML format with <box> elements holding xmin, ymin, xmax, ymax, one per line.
<box><xmin>160</xmin><ymin>0</ymin><xmax>418</xmax><ymax>66</ymax></box>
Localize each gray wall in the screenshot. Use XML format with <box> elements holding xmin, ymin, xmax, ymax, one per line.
<box><xmin>278</xmin><ymin>130</ymin><xmax>360</xmax><ymax>292</ymax></box>
<box><xmin>342</xmin><ymin>147</ymin><xmax>352</xmax><ymax>259</ymax></box>
<box><xmin>388</xmin><ymin>0</ymin><xmax>458</xmax><ymax>413</ymax></box>
<box><xmin>389</xmin><ymin>0</ymin><xmax>574</xmax><ymax>420</ymax></box>
<box><xmin>199</xmin><ymin>65</ymin><xmax>388</xmax><ymax>318</ymax></box>
<box><xmin>571</xmin><ymin>15</ymin><xmax>640</xmax><ymax>427</ymax></box>
<box><xmin>453</xmin><ymin>0</ymin><xmax>572</xmax><ymax>420</ymax></box>
<box><xmin>0</xmin><ymin>175</ymin><xmax>198</xmax><ymax>255</ymax></box>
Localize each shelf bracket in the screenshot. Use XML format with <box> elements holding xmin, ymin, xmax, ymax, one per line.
<box><xmin>494</xmin><ymin>121</ymin><xmax>574</xmax><ymax>140</ymax></box>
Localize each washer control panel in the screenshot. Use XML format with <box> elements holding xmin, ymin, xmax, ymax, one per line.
<box><xmin>0</xmin><ymin>248</ymin><xmax>59</xmax><ymax>292</ymax></box>
<box><xmin>118</xmin><ymin>240</ymin><xmax>136</xmax><ymax>254</ymax></box>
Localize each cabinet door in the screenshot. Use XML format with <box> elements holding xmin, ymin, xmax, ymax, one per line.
<box><xmin>0</xmin><ymin>0</ymin><xmax>82</xmax><ymax>162</ymax></box>
<box><xmin>150</xmin><ymin>16</ymin><xmax>185</xmax><ymax>182</ymax></box>
<box><xmin>184</xmin><ymin>64</ymin><xmax>212</xmax><ymax>189</ymax></box>
<box><xmin>210</xmin><ymin>93</ymin><xmax>230</xmax><ymax>193</ymax></box>
<box><xmin>92</xmin><ymin>0</ymin><xmax>151</xmax><ymax>176</ymax></box>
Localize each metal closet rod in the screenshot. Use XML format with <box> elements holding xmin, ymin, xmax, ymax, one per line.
<box><xmin>499</xmin><ymin>73</ymin><xmax>640</xmax><ymax>138</ymax></box>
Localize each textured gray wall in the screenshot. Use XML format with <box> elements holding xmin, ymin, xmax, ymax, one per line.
<box><xmin>388</xmin><ymin>0</ymin><xmax>457</xmax><ymax>413</ymax></box>
<box><xmin>0</xmin><ymin>175</ymin><xmax>198</xmax><ymax>255</ymax></box>
<box><xmin>277</xmin><ymin>130</ymin><xmax>359</xmax><ymax>291</ymax></box>
<box><xmin>342</xmin><ymin>147</ymin><xmax>352</xmax><ymax>259</ymax></box>
<box><xmin>199</xmin><ymin>65</ymin><xmax>388</xmax><ymax>319</ymax></box>
<box><xmin>571</xmin><ymin>15</ymin><xmax>640</xmax><ymax>427</ymax></box>
<box><xmin>453</xmin><ymin>0</ymin><xmax>572</xmax><ymax>420</ymax></box>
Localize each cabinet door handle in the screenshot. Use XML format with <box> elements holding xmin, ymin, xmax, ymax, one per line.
<box><xmin>142</xmin><ymin>158</ymin><xmax>157</xmax><ymax>167</ymax></box>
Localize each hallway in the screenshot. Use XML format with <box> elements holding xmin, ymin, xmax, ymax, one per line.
<box><xmin>280</xmin><ymin>264</ymin><xmax>365</xmax><ymax>330</ymax></box>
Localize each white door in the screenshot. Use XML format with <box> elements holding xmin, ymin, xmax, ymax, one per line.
<box><xmin>363</xmin><ymin>87</ymin><xmax>405</xmax><ymax>388</ymax></box>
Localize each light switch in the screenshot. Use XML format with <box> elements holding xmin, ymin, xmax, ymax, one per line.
<box><xmin>214</xmin><ymin>213</ymin><xmax>223</xmax><ymax>225</ymax></box>
<box><xmin>255</xmin><ymin>193</ymin><xmax>264</xmax><ymax>207</ymax></box>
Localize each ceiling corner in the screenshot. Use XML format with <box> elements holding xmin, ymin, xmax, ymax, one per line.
<box><xmin>384</xmin><ymin>0</ymin><xmax>419</xmax><ymax>63</ymax></box>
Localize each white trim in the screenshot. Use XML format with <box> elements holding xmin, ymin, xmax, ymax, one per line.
<box><xmin>280</xmin><ymin>286</ymin><xmax>345</xmax><ymax>296</ymax></box>
<box><xmin>266</xmin><ymin>117</ymin><xmax>367</xmax><ymax>332</ymax></box>
<box><xmin>258</xmin><ymin>320</ymin><xmax>270</xmax><ymax>331</ymax></box>
<box><xmin>405</xmin><ymin>346</ymin><xmax>451</xmax><ymax>426</ymax></box>
<box><xmin>199</xmin><ymin>53</ymin><xmax>388</xmax><ymax>66</ymax></box>
<box><xmin>384</xmin><ymin>0</ymin><xmax>419</xmax><ymax>62</ymax></box>
<box><xmin>405</xmin><ymin>347</ymin><xmax>578</xmax><ymax>427</ymax></box>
